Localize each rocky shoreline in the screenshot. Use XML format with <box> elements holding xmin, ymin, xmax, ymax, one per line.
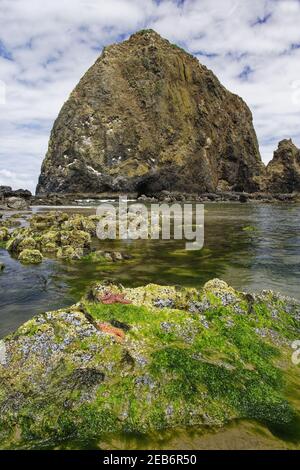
<box><xmin>2</xmin><ymin>186</ymin><xmax>300</xmax><ymax>213</ymax></box>
<box><xmin>0</xmin><ymin>278</ymin><xmax>299</xmax><ymax>449</ymax></box>
<box><xmin>0</xmin><ymin>211</ymin><xmax>130</xmax><ymax>264</ymax></box>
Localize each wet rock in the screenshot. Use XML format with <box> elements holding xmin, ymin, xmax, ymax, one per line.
<box><xmin>0</xmin><ymin>187</ymin><xmax>31</xmax><ymax>200</ymax></box>
<box><xmin>0</xmin><ymin>227</ymin><xmax>9</xmax><ymax>242</ymax></box>
<box><xmin>239</xmin><ymin>193</ymin><xmax>249</xmax><ymax>203</ymax></box>
<box><xmin>3</xmin><ymin>211</ymin><xmax>131</xmax><ymax>266</ymax></box>
<box><xmin>60</xmin><ymin>230</ymin><xmax>91</xmax><ymax>249</ymax></box>
<box><xmin>37</xmin><ymin>30</ymin><xmax>262</xmax><ymax>196</ymax></box>
<box><xmin>18</xmin><ymin>249</ymin><xmax>43</xmax><ymax>264</ymax></box>
<box><xmin>0</xmin><ymin>280</ymin><xmax>299</xmax><ymax>448</ymax></box>
<box><xmin>0</xmin><ymin>262</ymin><xmax>5</xmax><ymax>271</ymax></box>
<box><xmin>18</xmin><ymin>237</ymin><xmax>37</xmax><ymax>251</ymax></box>
<box><xmin>6</xmin><ymin>197</ymin><xmax>29</xmax><ymax>210</ymax></box>
<box><xmin>13</xmin><ymin>189</ymin><xmax>32</xmax><ymax>199</ymax></box>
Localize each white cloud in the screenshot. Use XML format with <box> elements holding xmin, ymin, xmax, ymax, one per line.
<box><xmin>0</xmin><ymin>0</ymin><xmax>300</xmax><ymax>192</ymax></box>
<box><xmin>0</xmin><ymin>169</ymin><xmax>33</xmax><ymax>190</ymax></box>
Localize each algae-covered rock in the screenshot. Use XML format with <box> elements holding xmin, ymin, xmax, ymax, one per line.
<box><xmin>30</xmin><ymin>211</ymin><xmax>69</xmax><ymax>231</ymax></box>
<box><xmin>18</xmin><ymin>237</ymin><xmax>37</xmax><ymax>251</ymax></box>
<box><xmin>0</xmin><ymin>227</ymin><xmax>9</xmax><ymax>242</ymax></box>
<box><xmin>56</xmin><ymin>245</ymin><xmax>84</xmax><ymax>260</ymax></box>
<box><xmin>6</xmin><ymin>235</ymin><xmax>23</xmax><ymax>253</ymax></box>
<box><xmin>18</xmin><ymin>249</ymin><xmax>43</xmax><ymax>264</ymax></box>
<box><xmin>0</xmin><ymin>280</ymin><xmax>299</xmax><ymax>449</ymax></box>
<box><xmin>6</xmin><ymin>228</ymin><xmax>34</xmax><ymax>253</ymax></box>
<box><xmin>39</xmin><ymin>230</ymin><xmax>60</xmax><ymax>246</ymax></box>
<box><xmin>38</xmin><ymin>230</ymin><xmax>60</xmax><ymax>254</ymax></box>
<box><xmin>1</xmin><ymin>216</ymin><xmax>22</xmax><ymax>228</ymax></box>
<box><xmin>61</xmin><ymin>214</ymin><xmax>97</xmax><ymax>235</ymax></box>
<box><xmin>60</xmin><ymin>229</ymin><xmax>91</xmax><ymax>249</ymax></box>
<box><xmin>265</xmin><ymin>139</ymin><xmax>300</xmax><ymax>193</ymax></box>
<box><xmin>42</xmin><ymin>242</ymin><xmax>58</xmax><ymax>253</ymax></box>
<box><xmin>85</xmin><ymin>251</ymin><xmax>129</xmax><ymax>263</ymax></box>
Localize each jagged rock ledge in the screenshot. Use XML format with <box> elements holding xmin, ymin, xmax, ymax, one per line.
<box><xmin>0</xmin><ymin>279</ymin><xmax>299</xmax><ymax>449</ymax></box>
<box><xmin>31</xmin><ymin>190</ymin><xmax>300</xmax><ymax>206</ymax></box>
<box><xmin>0</xmin><ymin>186</ymin><xmax>32</xmax><ymax>211</ymax></box>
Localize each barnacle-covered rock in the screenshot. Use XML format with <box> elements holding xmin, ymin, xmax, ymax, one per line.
<box><xmin>0</xmin><ymin>280</ymin><xmax>299</xmax><ymax>449</ymax></box>
<box><xmin>18</xmin><ymin>249</ymin><xmax>43</xmax><ymax>264</ymax></box>
<box><xmin>36</xmin><ymin>30</ymin><xmax>263</xmax><ymax>196</ymax></box>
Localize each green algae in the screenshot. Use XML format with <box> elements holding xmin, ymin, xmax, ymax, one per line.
<box><xmin>0</xmin><ymin>227</ymin><xmax>9</xmax><ymax>242</ymax></box>
<box><xmin>0</xmin><ymin>280</ymin><xmax>299</xmax><ymax>449</ymax></box>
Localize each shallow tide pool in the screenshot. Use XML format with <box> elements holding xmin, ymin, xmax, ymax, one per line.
<box><xmin>1</xmin><ymin>202</ymin><xmax>300</xmax><ymax>338</ymax></box>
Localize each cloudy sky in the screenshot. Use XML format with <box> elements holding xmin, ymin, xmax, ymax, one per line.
<box><xmin>0</xmin><ymin>0</ymin><xmax>300</xmax><ymax>193</ymax></box>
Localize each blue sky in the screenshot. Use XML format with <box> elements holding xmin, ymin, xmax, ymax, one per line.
<box><xmin>0</xmin><ymin>0</ymin><xmax>300</xmax><ymax>192</ymax></box>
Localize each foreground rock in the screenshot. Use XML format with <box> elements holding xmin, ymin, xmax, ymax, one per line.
<box><xmin>265</xmin><ymin>139</ymin><xmax>300</xmax><ymax>193</ymax></box>
<box><xmin>0</xmin><ymin>279</ymin><xmax>299</xmax><ymax>449</ymax></box>
<box><xmin>36</xmin><ymin>29</ymin><xmax>263</xmax><ymax>196</ymax></box>
<box><xmin>6</xmin><ymin>197</ymin><xmax>29</xmax><ymax>210</ymax></box>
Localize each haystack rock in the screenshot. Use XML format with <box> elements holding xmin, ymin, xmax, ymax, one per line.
<box><xmin>36</xmin><ymin>30</ymin><xmax>263</xmax><ymax>196</ymax></box>
<box><xmin>266</xmin><ymin>139</ymin><xmax>300</xmax><ymax>193</ymax></box>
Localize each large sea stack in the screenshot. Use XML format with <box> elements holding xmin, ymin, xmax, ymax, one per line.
<box><xmin>36</xmin><ymin>30</ymin><xmax>263</xmax><ymax>196</ymax></box>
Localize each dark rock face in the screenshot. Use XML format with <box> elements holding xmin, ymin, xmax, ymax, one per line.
<box><xmin>266</xmin><ymin>139</ymin><xmax>300</xmax><ymax>193</ymax></box>
<box><xmin>0</xmin><ymin>187</ymin><xmax>32</xmax><ymax>211</ymax></box>
<box><xmin>36</xmin><ymin>30</ymin><xmax>263</xmax><ymax>196</ymax></box>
